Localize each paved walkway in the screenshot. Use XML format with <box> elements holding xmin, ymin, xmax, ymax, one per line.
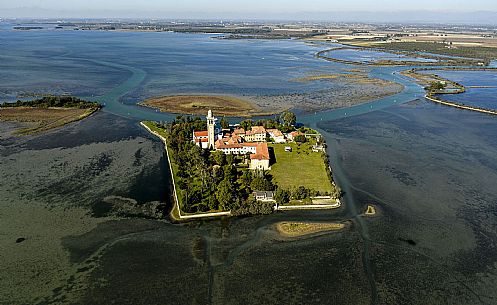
<box><xmin>140</xmin><ymin>122</ymin><xmax>232</xmax><ymax>220</ymax></box>
<box><xmin>276</xmin><ymin>199</ymin><xmax>341</xmax><ymax>211</ymax></box>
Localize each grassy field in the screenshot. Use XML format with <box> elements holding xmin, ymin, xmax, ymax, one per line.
<box><xmin>140</xmin><ymin>95</ymin><xmax>275</xmax><ymax>117</ymax></box>
<box><xmin>371</xmin><ymin>42</ymin><xmax>497</xmax><ymax>61</ymax></box>
<box><xmin>342</xmin><ymin>41</ymin><xmax>496</xmax><ymax>64</ymax></box>
<box><xmin>276</xmin><ymin>221</ymin><xmax>345</xmax><ymax>237</ymax></box>
<box><xmin>269</xmin><ymin>142</ymin><xmax>332</xmax><ymax>193</ymax></box>
<box><xmin>0</xmin><ymin>107</ymin><xmax>97</xmax><ymax>135</ymax></box>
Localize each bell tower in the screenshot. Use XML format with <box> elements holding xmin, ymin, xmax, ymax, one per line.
<box><xmin>207</xmin><ymin>110</ymin><xmax>217</xmax><ymax>149</ymax></box>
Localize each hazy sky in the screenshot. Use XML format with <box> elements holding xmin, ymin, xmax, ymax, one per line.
<box><xmin>1</xmin><ymin>0</ymin><xmax>497</xmax><ymax>22</ymax></box>
<box><xmin>2</xmin><ymin>0</ymin><xmax>497</xmax><ymax>13</ymax></box>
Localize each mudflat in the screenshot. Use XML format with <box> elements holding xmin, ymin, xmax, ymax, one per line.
<box><xmin>140</xmin><ymin>95</ymin><xmax>276</xmax><ymax>117</ymax></box>
<box><xmin>0</xmin><ymin>107</ymin><xmax>96</xmax><ymax>135</ymax></box>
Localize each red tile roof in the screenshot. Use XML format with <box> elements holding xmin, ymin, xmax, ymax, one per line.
<box><xmin>194</xmin><ymin>130</ymin><xmax>209</xmax><ymax>137</ymax></box>
<box><xmin>267</xmin><ymin>129</ymin><xmax>284</xmax><ymax>137</ymax></box>
<box><xmin>233</xmin><ymin>128</ymin><xmax>245</xmax><ymax>135</ymax></box>
<box><xmin>246</xmin><ymin>126</ymin><xmax>267</xmax><ymax>136</ymax></box>
<box><xmin>250</xmin><ymin>143</ymin><xmax>270</xmax><ymax>160</ymax></box>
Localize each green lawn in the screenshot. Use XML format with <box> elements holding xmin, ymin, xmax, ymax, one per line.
<box><xmin>269</xmin><ymin>142</ymin><xmax>332</xmax><ymax>193</ymax></box>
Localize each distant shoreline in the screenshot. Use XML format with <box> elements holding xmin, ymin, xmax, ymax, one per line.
<box><xmin>402</xmin><ymin>67</ymin><xmax>497</xmax><ymax>116</ymax></box>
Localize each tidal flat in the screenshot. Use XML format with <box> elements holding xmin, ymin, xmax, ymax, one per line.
<box><xmin>2</xmin><ymin>29</ymin><xmax>497</xmax><ymax>305</ymax></box>
<box><xmin>319</xmin><ymin>99</ymin><xmax>497</xmax><ymax>304</ymax></box>
<box><xmin>0</xmin><ymin>112</ymin><xmax>167</xmax><ymax>304</ymax></box>
<box><xmin>0</xmin><ymin>112</ymin><xmax>370</xmax><ymax>305</ymax></box>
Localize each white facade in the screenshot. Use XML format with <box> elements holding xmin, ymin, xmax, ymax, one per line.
<box><xmin>207</xmin><ymin>110</ymin><xmax>216</xmax><ymax>149</ymax></box>
<box><xmin>268</xmin><ymin>130</ymin><xmax>286</xmax><ymax>143</ymax></box>
<box><xmin>193</xmin><ymin>110</ymin><xmax>221</xmax><ymax>150</ymax></box>
<box><xmin>249</xmin><ymin>159</ymin><xmax>270</xmax><ymax>171</ymax></box>
<box><xmin>216</xmin><ymin>145</ymin><xmax>257</xmax><ymax>155</ymax></box>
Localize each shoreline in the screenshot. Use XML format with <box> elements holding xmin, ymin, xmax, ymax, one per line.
<box><xmin>139</xmin><ymin>94</ymin><xmax>280</xmax><ymax>118</ymax></box>
<box><xmin>138</xmin><ymin>86</ymin><xmax>404</xmax><ymax>118</ymax></box>
<box><xmin>425</xmin><ymin>94</ymin><xmax>497</xmax><ymax>116</ymax></box>
<box><xmin>275</xmin><ymin>221</ymin><xmax>346</xmax><ymax>237</ymax></box>
<box><xmin>0</xmin><ymin>106</ymin><xmax>100</xmax><ymax>135</ymax></box>
<box><xmin>316</xmin><ymin>47</ymin><xmax>482</xmax><ymax>67</ymax></box>
<box><xmin>402</xmin><ymin>67</ymin><xmax>497</xmax><ymax>116</ymax></box>
<box><xmin>140</xmin><ymin>121</ymin><xmax>344</xmax><ymax>221</ymax></box>
<box><xmin>140</xmin><ymin>121</ymin><xmax>232</xmax><ymax>222</ymax></box>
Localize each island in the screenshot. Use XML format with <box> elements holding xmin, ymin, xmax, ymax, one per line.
<box><xmin>402</xmin><ymin>68</ymin><xmax>497</xmax><ymax>116</ymax></box>
<box><xmin>364</xmin><ymin>205</ymin><xmax>377</xmax><ymax>216</ymax></box>
<box><xmin>275</xmin><ymin>221</ymin><xmax>346</xmax><ymax>237</ymax></box>
<box><xmin>141</xmin><ymin>109</ymin><xmax>341</xmax><ymax>221</ymax></box>
<box><xmin>140</xmin><ymin>78</ymin><xmax>404</xmax><ymax>115</ymax></box>
<box><xmin>139</xmin><ymin>95</ymin><xmax>278</xmax><ymax>117</ymax></box>
<box><xmin>0</xmin><ymin>96</ymin><xmax>101</xmax><ymax>135</ymax></box>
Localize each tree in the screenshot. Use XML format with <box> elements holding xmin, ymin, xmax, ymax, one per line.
<box><xmin>223</xmin><ymin>164</ymin><xmax>237</xmax><ymax>183</ymax></box>
<box><xmin>212</xmin><ymin>150</ymin><xmax>226</xmax><ymax>166</ymax></box>
<box><xmin>216</xmin><ymin>178</ymin><xmax>236</xmax><ymax>211</ymax></box>
<box><xmin>250</xmin><ymin>176</ymin><xmax>275</xmax><ymax>191</ymax></box>
<box><xmin>226</xmin><ymin>154</ymin><xmax>235</xmax><ymax>166</ymax></box>
<box><xmin>428</xmin><ymin>81</ymin><xmax>446</xmax><ymax>91</ymax></box>
<box><xmin>294</xmin><ymin>134</ymin><xmax>307</xmax><ymax>143</ymax></box>
<box><xmin>240</xmin><ymin>170</ymin><xmax>253</xmax><ymax>189</ymax></box>
<box><xmin>280</xmin><ymin>110</ymin><xmax>296</xmax><ymax>126</ymax></box>
<box><xmin>239</xmin><ymin>120</ymin><xmax>253</xmax><ymax>132</ymax></box>
<box><xmin>292</xmin><ymin>186</ymin><xmax>310</xmax><ymax>200</ymax></box>
<box><xmin>220</xmin><ymin>117</ymin><xmax>229</xmax><ymax>129</ymax></box>
<box><xmin>274</xmin><ymin>188</ymin><xmax>290</xmax><ymax>205</ymax></box>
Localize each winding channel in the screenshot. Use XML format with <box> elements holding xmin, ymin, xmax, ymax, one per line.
<box><xmin>66</xmin><ymin>49</ymin><xmax>428</xmax><ymax>305</ymax></box>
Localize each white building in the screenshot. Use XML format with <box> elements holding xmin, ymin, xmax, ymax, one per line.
<box><xmin>193</xmin><ymin>110</ymin><xmax>271</xmax><ymax>171</ymax></box>
<box><xmin>193</xmin><ymin>130</ymin><xmax>209</xmax><ymax>149</ymax></box>
<box><xmin>193</xmin><ymin>110</ymin><xmax>221</xmax><ymax>149</ymax></box>
<box><xmin>267</xmin><ymin>129</ymin><xmax>286</xmax><ymax>143</ymax></box>
<box><xmin>249</xmin><ymin>142</ymin><xmax>270</xmax><ymax>170</ymax></box>
<box><xmin>244</xmin><ymin>126</ymin><xmax>267</xmax><ymax>142</ymax></box>
<box><xmin>206</xmin><ymin>110</ymin><xmax>216</xmax><ymax>149</ymax></box>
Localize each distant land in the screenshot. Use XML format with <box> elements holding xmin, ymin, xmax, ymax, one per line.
<box><xmin>1</xmin><ymin>9</ymin><xmax>497</xmax><ymax>25</ymax></box>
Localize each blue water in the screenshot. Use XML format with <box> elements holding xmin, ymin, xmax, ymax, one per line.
<box><xmin>3</xmin><ymin>26</ymin><xmax>497</xmax><ymax>305</ymax></box>
<box><xmin>0</xmin><ymin>30</ymin><xmax>429</xmax><ymax>122</ymax></box>
<box><xmin>323</xmin><ymin>48</ymin><xmax>438</xmax><ymax>64</ymax></box>
<box><xmin>421</xmin><ymin>69</ymin><xmax>497</xmax><ymax>110</ymax></box>
<box><xmin>0</xmin><ymin>32</ymin><xmax>333</xmax><ymax>96</ymax></box>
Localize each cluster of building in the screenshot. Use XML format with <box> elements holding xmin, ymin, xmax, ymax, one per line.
<box><xmin>192</xmin><ymin>110</ymin><xmax>302</xmax><ymax>171</ymax></box>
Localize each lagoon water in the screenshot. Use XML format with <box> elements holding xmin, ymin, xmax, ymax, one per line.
<box><xmin>423</xmin><ymin>69</ymin><xmax>497</xmax><ymax>110</ymax></box>
<box><xmin>2</xmin><ymin>28</ymin><xmax>497</xmax><ymax>305</ymax></box>
<box><xmin>323</xmin><ymin>48</ymin><xmax>438</xmax><ymax>63</ymax></box>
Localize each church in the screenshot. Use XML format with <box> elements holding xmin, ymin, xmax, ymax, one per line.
<box><xmin>192</xmin><ymin>110</ymin><xmax>271</xmax><ymax>170</ymax></box>
<box><xmin>192</xmin><ymin>110</ymin><xmax>221</xmax><ymax>149</ymax></box>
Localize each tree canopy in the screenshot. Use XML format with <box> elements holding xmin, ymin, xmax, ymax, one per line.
<box><xmin>280</xmin><ymin>110</ymin><xmax>297</xmax><ymax>126</ymax></box>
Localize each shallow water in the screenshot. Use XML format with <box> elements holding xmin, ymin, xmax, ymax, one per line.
<box><xmin>2</xmin><ymin>29</ymin><xmax>497</xmax><ymax>305</ymax></box>
<box><xmin>323</xmin><ymin>48</ymin><xmax>438</xmax><ymax>63</ymax></box>
<box><xmin>421</xmin><ymin>69</ymin><xmax>497</xmax><ymax>109</ymax></box>
<box><xmin>0</xmin><ymin>30</ymin><xmax>337</xmax><ymax>101</ymax></box>
<box><xmin>317</xmin><ymin>99</ymin><xmax>497</xmax><ymax>304</ymax></box>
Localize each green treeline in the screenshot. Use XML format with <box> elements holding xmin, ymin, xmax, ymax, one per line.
<box><xmin>237</xmin><ymin>110</ymin><xmax>297</xmax><ymax>133</ymax></box>
<box><xmin>159</xmin><ymin>117</ymin><xmax>275</xmax><ymax>216</ymax></box>
<box><xmin>151</xmin><ymin>113</ymin><xmax>340</xmax><ymax>216</ymax></box>
<box><xmin>1</xmin><ymin>96</ymin><xmax>101</xmax><ymax>109</ymax></box>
